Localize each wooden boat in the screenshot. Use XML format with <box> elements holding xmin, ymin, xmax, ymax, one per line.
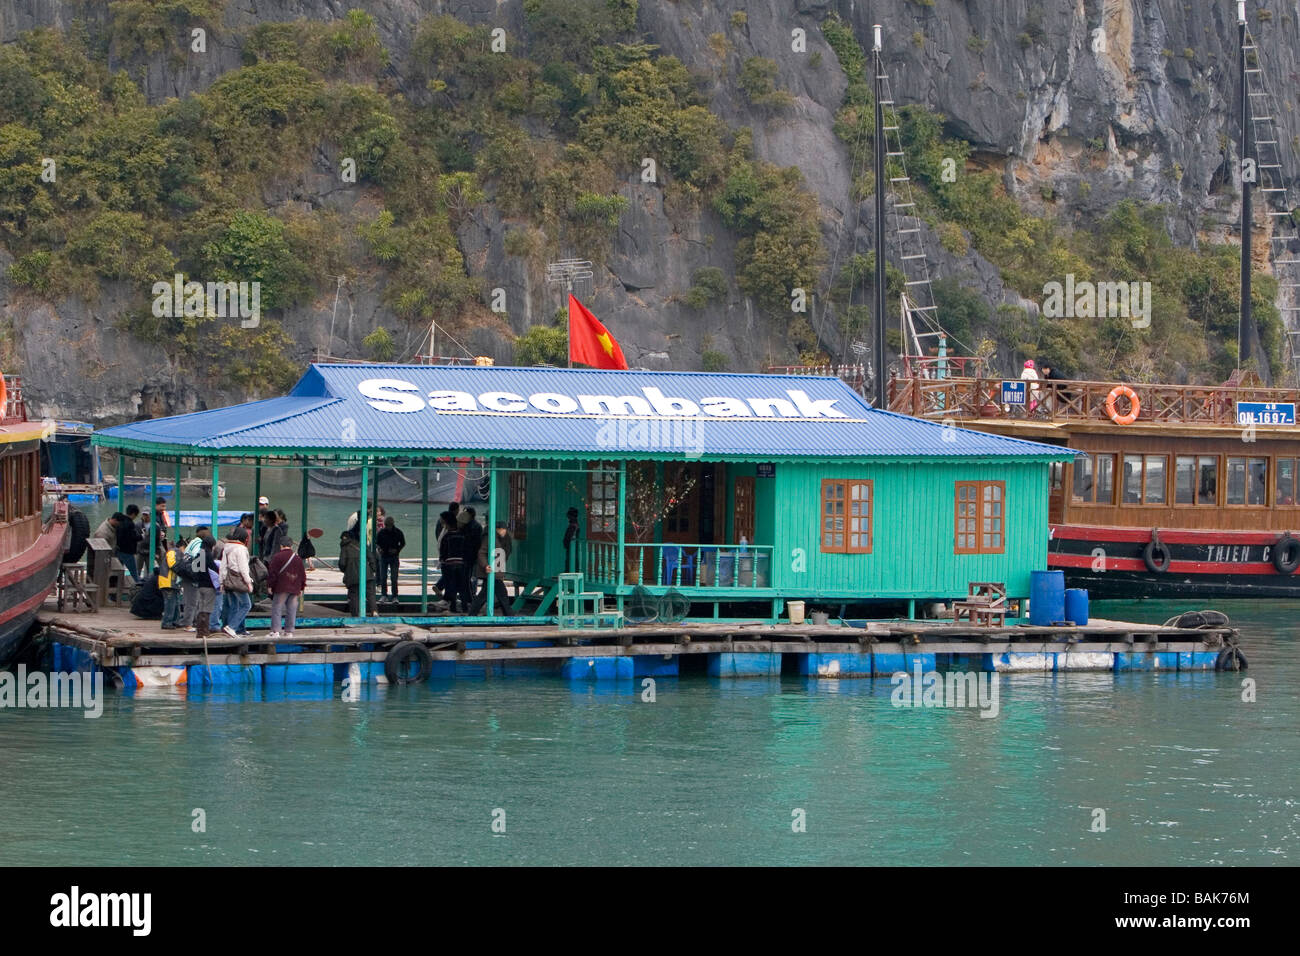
<box><xmin>793</xmin><ymin>8</ymin><xmax>1300</xmax><ymax>600</ymax></box>
<box><xmin>40</xmin><ymin>419</ymin><xmax>108</xmax><ymax>503</ymax></box>
<box><xmin>0</xmin><ymin>374</ymin><xmax>69</xmax><ymax>665</ymax></box>
<box><xmin>889</xmin><ymin>361</ymin><xmax>1300</xmax><ymax>597</ymax></box>
<box><xmin>308</xmin><ymin>460</ymin><xmax>488</xmax><ymax>504</ymax></box>
<box><xmin>108</xmin><ymin>476</ymin><xmax>225</xmax><ymax>499</ymax></box>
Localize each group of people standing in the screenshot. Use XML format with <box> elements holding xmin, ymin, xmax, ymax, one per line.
<box><xmin>96</xmin><ymin>492</ymin><xmax>516</xmax><ymax>627</ymax></box>
<box><xmin>434</xmin><ymin>501</ymin><xmax>513</xmax><ymax>616</ymax></box>
<box><xmin>113</xmin><ymin>496</ymin><xmax>309</xmax><ymax>642</ymax></box>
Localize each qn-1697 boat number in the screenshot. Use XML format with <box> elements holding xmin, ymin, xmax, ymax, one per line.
<box><xmin>1235</xmin><ymin>401</ymin><xmax>1295</xmax><ymax>426</ymax></box>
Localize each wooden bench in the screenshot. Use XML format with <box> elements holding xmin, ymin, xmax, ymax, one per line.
<box><xmin>953</xmin><ymin>581</ymin><xmax>1007</xmax><ymax>627</ymax></box>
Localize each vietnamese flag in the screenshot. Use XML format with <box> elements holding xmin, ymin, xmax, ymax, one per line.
<box><xmin>568</xmin><ymin>294</ymin><xmax>628</xmax><ymax>370</ymax></box>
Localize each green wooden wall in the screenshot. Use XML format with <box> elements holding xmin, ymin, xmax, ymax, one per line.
<box><xmin>494</xmin><ymin>457</ymin><xmax>1050</xmax><ymax>602</ymax></box>
<box><xmin>769</xmin><ymin>460</ymin><xmax>1048</xmax><ymax>599</ymax></box>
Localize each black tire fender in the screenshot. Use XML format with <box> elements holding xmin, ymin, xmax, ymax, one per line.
<box><xmin>1272</xmin><ymin>534</ymin><xmax>1300</xmax><ymax>575</ymax></box>
<box><xmin>384</xmin><ymin>640</ymin><xmax>432</xmax><ymax>684</ymax></box>
<box><xmin>1215</xmin><ymin>646</ymin><xmax>1248</xmax><ymax>671</ymax></box>
<box><xmin>1142</xmin><ymin>539</ymin><xmax>1171</xmax><ymax>573</ymax></box>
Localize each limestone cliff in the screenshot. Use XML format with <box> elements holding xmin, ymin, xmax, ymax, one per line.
<box><xmin>1</xmin><ymin>0</ymin><xmax>1297</xmax><ymax>422</ymax></box>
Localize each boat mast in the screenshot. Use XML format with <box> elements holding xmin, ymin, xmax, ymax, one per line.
<box><xmin>872</xmin><ymin>23</ymin><xmax>887</xmax><ymax>408</ymax></box>
<box><xmin>1239</xmin><ymin>0</ymin><xmax>1251</xmax><ymax>375</ymax></box>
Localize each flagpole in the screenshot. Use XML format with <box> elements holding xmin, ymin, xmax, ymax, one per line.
<box><xmin>546</xmin><ymin>258</ymin><xmax>593</xmax><ymax>368</ymax></box>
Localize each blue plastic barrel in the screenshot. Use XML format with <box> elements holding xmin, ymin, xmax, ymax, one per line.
<box><xmin>1064</xmin><ymin>588</ymin><xmax>1089</xmax><ymax>626</ymax></box>
<box><xmin>1029</xmin><ymin>570</ymin><xmax>1066</xmax><ymax>625</ymax></box>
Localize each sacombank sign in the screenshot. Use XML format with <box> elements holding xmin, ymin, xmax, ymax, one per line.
<box><xmin>357</xmin><ymin>379</ymin><xmax>850</xmax><ymax>420</ymax></box>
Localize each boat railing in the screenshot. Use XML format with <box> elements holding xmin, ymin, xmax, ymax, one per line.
<box><xmin>767</xmin><ymin>364</ymin><xmax>869</xmax><ymax>396</ymax></box>
<box><xmin>582</xmin><ymin>541</ymin><xmax>774</xmax><ymax>589</ymax></box>
<box><xmin>887</xmin><ymin>373</ymin><xmax>1299</xmax><ymax>426</ymax></box>
<box><xmin>2</xmin><ymin>375</ymin><xmax>26</xmax><ymax>425</ymax></box>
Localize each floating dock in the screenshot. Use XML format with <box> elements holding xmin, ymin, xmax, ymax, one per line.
<box><xmin>34</xmin><ymin>602</ymin><xmax>1245</xmax><ymax>688</ymax></box>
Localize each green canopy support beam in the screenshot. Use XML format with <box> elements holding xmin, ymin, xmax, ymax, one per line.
<box><xmin>148</xmin><ymin>459</ymin><xmax>158</xmax><ymax>575</ymax></box>
<box><xmin>116</xmin><ymin>453</ymin><xmax>125</xmax><ymax>514</ymax></box>
<box><xmin>487</xmin><ymin>459</ymin><xmax>497</xmax><ymax>617</ymax></box>
<box><xmin>210</xmin><ymin>461</ymin><xmax>220</xmax><ymax>534</ymax></box>
<box><xmin>616</xmin><ymin>460</ymin><xmax>626</xmax><ymax>611</ymax></box>
<box><xmin>359</xmin><ymin>459</ymin><xmax>369</xmax><ymax>619</ymax></box>
<box><xmin>173</xmin><ymin>461</ymin><xmax>181</xmax><ymax>532</ymax></box>
<box><xmin>300</xmin><ymin>458</ymin><xmax>309</xmax><ymax>547</ymax></box>
<box><xmin>253</xmin><ymin>458</ymin><xmax>261</xmax><ymax>554</ymax></box>
<box><xmin>421</xmin><ymin>467</ymin><xmax>429</xmax><ymax>614</ymax></box>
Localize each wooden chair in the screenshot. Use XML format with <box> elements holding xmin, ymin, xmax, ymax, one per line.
<box><xmin>56</xmin><ymin>563</ymin><xmax>97</xmax><ymax>613</ymax></box>
<box><xmin>953</xmin><ymin>581</ymin><xmax>1007</xmax><ymax>627</ymax></box>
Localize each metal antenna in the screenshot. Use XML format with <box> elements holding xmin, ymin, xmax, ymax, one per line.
<box><xmin>546</xmin><ymin>259</ymin><xmax>593</xmax><ymax>367</ymax></box>
<box><xmin>326</xmin><ymin>275</ymin><xmax>346</xmax><ymax>359</ymax></box>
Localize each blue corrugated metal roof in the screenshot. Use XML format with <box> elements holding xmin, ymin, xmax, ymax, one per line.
<box><xmin>94</xmin><ymin>364</ymin><xmax>1073</xmax><ymax>461</ymax></box>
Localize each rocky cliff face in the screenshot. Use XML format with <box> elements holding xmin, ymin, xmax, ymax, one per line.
<box><xmin>3</xmin><ymin>0</ymin><xmax>1298</xmax><ymax>422</ymax></box>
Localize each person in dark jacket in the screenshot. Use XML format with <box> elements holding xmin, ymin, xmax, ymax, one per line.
<box><xmin>116</xmin><ymin>505</ymin><xmax>143</xmax><ymax>583</ymax></box>
<box><xmin>180</xmin><ymin>526</ymin><xmax>217</xmax><ymax>639</ymax></box>
<box><xmin>266</xmin><ymin>541</ymin><xmax>306</xmax><ymax>638</ymax></box>
<box><xmin>439</xmin><ymin>515</ymin><xmax>469</xmax><ymax>613</ymax></box>
<box><xmin>259</xmin><ymin>510</ymin><xmax>286</xmax><ymax>560</ymax></box>
<box><xmin>562</xmin><ymin>507</ymin><xmax>580</xmax><ymax>572</ymax></box>
<box><xmin>458</xmin><ymin>510</ymin><xmax>481</xmax><ymax>610</ymax></box>
<box><xmin>375</xmin><ymin>515</ymin><xmax>406</xmax><ymax>602</ymax></box>
<box><xmin>471</xmin><ymin>521</ymin><xmax>514</xmax><ymax>616</ymax></box>
<box><xmin>338</xmin><ymin>527</ymin><xmax>377</xmax><ymax>617</ymax></box>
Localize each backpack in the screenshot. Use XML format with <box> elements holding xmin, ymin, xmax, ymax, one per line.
<box><xmin>249</xmin><ymin>556</ymin><xmax>270</xmax><ymax>597</ymax></box>
<box><xmin>176</xmin><ymin>541</ymin><xmax>207</xmax><ymax>583</ymax></box>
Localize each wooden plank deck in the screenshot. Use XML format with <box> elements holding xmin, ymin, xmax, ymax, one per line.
<box><xmin>36</xmin><ymin>600</ymin><xmax>1238</xmax><ymax>669</ymax></box>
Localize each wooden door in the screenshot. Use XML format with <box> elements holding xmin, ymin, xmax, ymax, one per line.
<box><xmin>734</xmin><ymin>476</ymin><xmax>755</xmax><ymax>545</ymax></box>
<box><xmin>661</xmin><ymin>463</ymin><xmax>699</xmax><ymax>543</ymax></box>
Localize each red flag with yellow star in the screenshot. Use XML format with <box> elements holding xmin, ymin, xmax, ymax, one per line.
<box><xmin>568</xmin><ymin>294</ymin><xmax>628</xmax><ymax>370</ymax></box>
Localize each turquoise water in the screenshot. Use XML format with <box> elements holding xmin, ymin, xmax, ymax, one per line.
<box><xmin>1</xmin><ymin>598</ymin><xmax>1296</xmax><ymax>865</ymax></box>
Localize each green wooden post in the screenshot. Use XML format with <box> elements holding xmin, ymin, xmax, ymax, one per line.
<box><xmin>148</xmin><ymin>459</ymin><xmax>158</xmax><ymax>575</ymax></box>
<box><xmin>299</xmin><ymin>458</ymin><xmax>309</xmax><ymax>545</ymax></box>
<box><xmin>486</xmin><ymin>459</ymin><xmax>496</xmax><ymax>617</ymax></box>
<box><xmin>253</xmin><ymin>458</ymin><xmax>261</xmax><ymax>554</ymax></box>
<box><xmin>116</xmin><ymin>453</ymin><xmax>125</xmax><ymax>513</ymax></box>
<box><xmin>210</xmin><ymin>460</ymin><xmax>220</xmax><ymax>533</ymax></box>
<box><xmin>172</xmin><ymin>461</ymin><xmax>181</xmax><ymax>532</ymax></box>
<box><xmin>359</xmin><ymin>459</ymin><xmax>369</xmax><ymax>618</ymax></box>
<box><xmin>616</xmin><ymin>460</ymin><xmax>626</xmax><ymax>611</ymax></box>
<box><xmin>420</xmin><ymin>466</ymin><xmax>429</xmax><ymax>614</ymax></box>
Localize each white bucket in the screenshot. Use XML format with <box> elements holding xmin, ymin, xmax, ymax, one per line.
<box><xmin>787</xmin><ymin>600</ymin><xmax>806</xmax><ymax>624</ymax></box>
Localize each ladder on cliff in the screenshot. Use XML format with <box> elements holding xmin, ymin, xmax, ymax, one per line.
<box><xmin>1243</xmin><ymin>25</ymin><xmax>1300</xmax><ymax>383</ymax></box>
<box><xmin>874</xmin><ymin>64</ymin><xmax>947</xmax><ymax>368</ymax></box>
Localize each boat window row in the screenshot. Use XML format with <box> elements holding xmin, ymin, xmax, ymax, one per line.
<box><xmin>0</xmin><ymin>451</ymin><xmax>42</xmax><ymax>524</ymax></box>
<box><xmin>820</xmin><ymin>479</ymin><xmax>1005</xmax><ymax>555</ymax></box>
<box><xmin>1072</xmin><ymin>452</ymin><xmax>1297</xmax><ymax>507</ymax></box>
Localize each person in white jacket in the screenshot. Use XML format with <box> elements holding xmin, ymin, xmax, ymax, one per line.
<box><xmin>219</xmin><ymin>527</ymin><xmax>255</xmax><ymax>636</ymax></box>
<box><xmin>1020</xmin><ymin>359</ymin><xmax>1040</xmax><ymax>414</ymax></box>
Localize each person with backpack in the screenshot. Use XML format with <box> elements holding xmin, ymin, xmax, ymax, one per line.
<box><xmin>219</xmin><ymin>527</ymin><xmax>254</xmax><ymax>637</ymax></box>
<box><xmin>266</xmin><ymin>540</ymin><xmax>306</xmax><ymax>639</ymax></box>
<box><xmin>158</xmin><ymin>539</ymin><xmax>181</xmax><ymax>630</ymax></box>
<box><xmin>338</xmin><ymin>525</ymin><xmax>377</xmax><ymax>617</ymax></box>
<box><xmin>179</xmin><ymin>526</ymin><xmax>217</xmax><ymax>638</ymax></box>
